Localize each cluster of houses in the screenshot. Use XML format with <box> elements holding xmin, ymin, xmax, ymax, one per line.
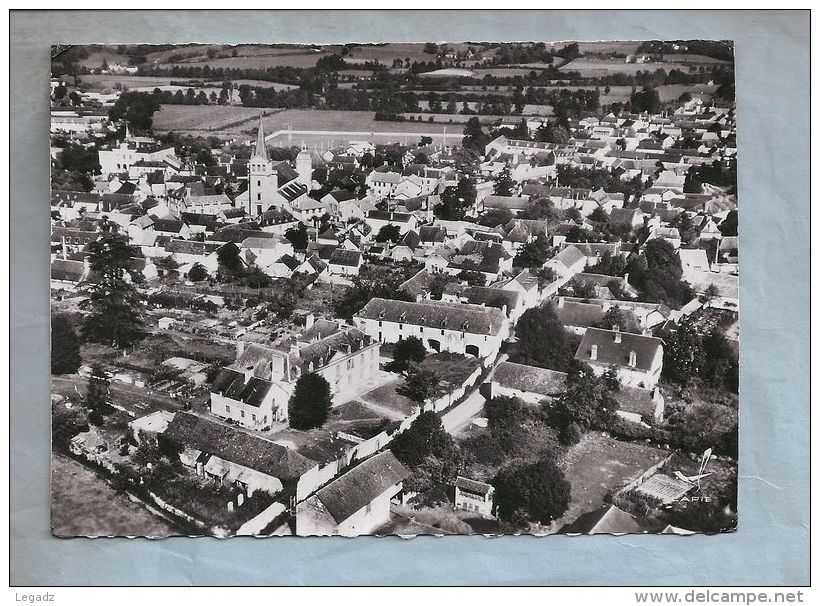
<box><xmin>53</xmin><ymin>86</ymin><xmax>737</xmax><ymax>535</ymax></box>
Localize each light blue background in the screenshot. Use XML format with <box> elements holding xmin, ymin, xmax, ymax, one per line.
<box><xmin>10</xmin><ymin>10</ymin><xmax>809</xmax><ymax>586</ymax></box>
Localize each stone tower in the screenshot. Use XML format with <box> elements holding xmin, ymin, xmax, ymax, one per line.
<box><xmin>248</xmin><ymin>115</ymin><xmax>278</xmax><ymax>216</ymax></box>
<box><xmin>295</xmin><ymin>144</ymin><xmax>312</xmax><ymax>191</ymax></box>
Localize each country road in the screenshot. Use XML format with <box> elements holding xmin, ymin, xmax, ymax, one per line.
<box><xmin>441</xmin><ymin>354</ymin><xmax>507</xmax><ymax>436</ymax></box>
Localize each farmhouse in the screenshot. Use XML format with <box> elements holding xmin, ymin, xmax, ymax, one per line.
<box><xmin>297</xmin><ymin>451</ymin><xmax>409</xmax><ymax>536</ymax></box>
<box><xmin>575</xmin><ymin>327</ymin><xmax>664</xmax><ymax>388</ymax></box>
<box><xmin>354</xmin><ymin>297</ymin><xmax>509</xmax><ymax>359</ymax></box>
<box><xmin>161</xmin><ymin>412</ymin><xmax>315</xmax><ymax>498</ymax></box>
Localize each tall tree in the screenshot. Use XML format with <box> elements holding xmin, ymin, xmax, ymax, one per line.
<box><xmin>514</xmin><ymin>234</ymin><xmax>553</xmax><ymax>269</ymax></box>
<box><xmin>85</xmin><ymin>363</ymin><xmax>112</xmax><ymax>426</ymax></box>
<box><xmin>81</xmin><ymin>234</ymin><xmax>145</xmax><ymax>349</ymax></box>
<box><xmin>51</xmin><ymin>314</ymin><xmax>82</xmax><ymax>375</ymax></box>
<box><xmin>390</xmin><ymin>411</ymin><xmax>453</xmax><ymax>468</ymax></box>
<box><xmin>547</xmin><ymin>364</ymin><xmax>619</xmax><ymax>444</ymax></box>
<box><xmin>663</xmin><ymin>320</ymin><xmax>704</xmax><ymax>385</ymax></box>
<box><xmin>493</xmin><ymin>165</ymin><xmax>515</xmax><ymax>196</ymax></box>
<box><xmin>397</xmin><ymin>364</ymin><xmax>440</xmax><ymax>403</ymax></box>
<box><xmin>514</xmin><ymin>305</ymin><xmax>575</xmax><ymax>372</ymax></box>
<box><xmin>492</xmin><ymin>457</ymin><xmax>571</xmax><ymax>527</ymax></box>
<box><xmin>288</xmin><ymin>373</ymin><xmax>333</xmax><ymax>430</ymax></box>
<box><xmin>389</xmin><ymin>336</ymin><xmax>427</xmax><ymax>372</ymax></box>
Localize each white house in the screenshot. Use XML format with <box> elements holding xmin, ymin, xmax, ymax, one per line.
<box><xmin>297</xmin><ymin>451</ymin><xmax>409</xmax><ymax>536</ymax></box>
<box><xmin>354</xmin><ymin>297</ymin><xmax>509</xmax><ymax>359</ymax></box>
<box><xmin>574</xmin><ymin>327</ymin><xmax>664</xmax><ymax>389</ymax></box>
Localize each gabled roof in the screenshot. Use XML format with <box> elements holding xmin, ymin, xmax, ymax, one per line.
<box><xmin>163</xmin><ymin>412</ymin><xmax>315</xmax><ymax>481</ymax></box>
<box><xmin>559</xmin><ymin>505</ymin><xmax>643</xmax><ymax>535</ymax></box>
<box><xmin>211</xmin><ymin>368</ymin><xmax>274</xmax><ymax>408</ymax></box>
<box><xmin>356</xmin><ymin>298</ymin><xmax>507</xmax><ymax>336</ymax></box>
<box><xmin>548</xmin><ymin>244</ymin><xmax>586</xmax><ymax>269</ymax></box>
<box><xmin>315</xmin><ymin>451</ymin><xmax>409</xmax><ymax>524</ymax></box>
<box><xmin>575</xmin><ymin>327</ymin><xmax>663</xmax><ymax>372</ymax></box>
<box><xmin>493</xmin><ymin>361</ymin><xmax>566</xmax><ymax>397</ymax></box>
<box><xmin>328</xmin><ymin>249</ymin><xmax>362</xmax><ymax>267</ymax></box>
<box><xmin>455</xmin><ymin>476</ymin><xmax>493</xmax><ymax>496</ymax></box>
<box><xmin>483</xmin><ymin>195</ymin><xmax>529</xmax><ymax>211</ymax></box>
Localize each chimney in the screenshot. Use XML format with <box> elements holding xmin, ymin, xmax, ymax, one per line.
<box><xmin>305</xmin><ymin>312</ymin><xmax>315</xmax><ymax>329</ymax></box>
<box><xmin>613</xmin><ymin>326</ymin><xmax>622</xmax><ymax>343</ymax></box>
<box><xmin>590</xmin><ymin>344</ymin><xmax>598</xmax><ymax>361</ymax></box>
<box><xmin>557</xmin><ymin>296</ymin><xmax>565</xmax><ymax>308</ymax></box>
<box><xmin>236</xmin><ymin>341</ymin><xmax>246</xmax><ymax>357</ymax></box>
<box><xmin>628</xmin><ymin>351</ymin><xmax>637</xmax><ymax>367</ymax></box>
<box><xmin>623</xmin><ymin>272</ymin><xmax>630</xmax><ymax>285</ymax></box>
<box><xmin>242</xmin><ymin>364</ymin><xmax>254</xmax><ymax>384</ymax></box>
<box><xmin>285</xmin><ymin>351</ymin><xmax>292</xmax><ymax>383</ymax></box>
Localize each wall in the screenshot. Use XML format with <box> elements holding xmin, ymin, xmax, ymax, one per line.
<box><xmin>295</xmin><ymin>359</ymin><xmax>483</xmax><ymax>501</ymax></box>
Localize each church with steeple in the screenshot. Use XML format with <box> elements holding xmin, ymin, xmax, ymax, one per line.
<box><xmin>240</xmin><ymin>116</ymin><xmax>313</xmax><ymax>218</ymax></box>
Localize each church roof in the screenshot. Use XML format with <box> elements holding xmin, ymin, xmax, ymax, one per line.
<box><xmin>253</xmin><ymin>115</ymin><xmax>268</xmax><ymax>161</ymax></box>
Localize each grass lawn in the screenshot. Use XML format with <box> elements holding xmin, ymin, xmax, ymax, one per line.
<box><xmin>420</xmin><ymin>352</ymin><xmax>481</xmax><ymax>390</ymax></box>
<box><xmin>153</xmin><ymin>104</ymin><xmax>275</xmax><ymax>136</ymax></box>
<box><xmin>557</xmin><ymin>431</ymin><xmax>670</xmax><ymax>528</ymax></box>
<box><xmin>51</xmin><ymin>453</ymin><xmax>179</xmax><ymax>537</ymax></box>
<box><xmin>360</xmin><ymin>378</ymin><xmax>417</xmax><ymax>417</ymax></box>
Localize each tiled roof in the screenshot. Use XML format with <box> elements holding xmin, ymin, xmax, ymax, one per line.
<box><xmin>356</xmin><ymin>297</ymin><xmax>507</xmax><ymax>336</ymax></box>
<box><xmin>549</xmin><ymin>245</ymin><xmax>586</xmax><ymax>269</ymax></box>
<box><xmin>575</xmin><ymin>327</ymin><xmax>663</xmax><ymax>372</ymax></box>
<box><xmin>211</xmin><ymin>368</ymin><xmax>274</xmax><ymax>408</ymax></box>
<box><xmin>493</xmin><ymin>361</ymin><xmax>566</xmax><ymax>397</ymax></box>
<box><xmin>329</xmin><ymin>249</ymin><xmax>362</xmax><ymax>267</ymax></box>
<box><xmin>455</xmin><ymin>476</ymin><xmax>493</xmax><ymax>496</ymax></box>
<box><xmin>559</xmin><ymin>505</ymin><xmax>643</xmax><ymax>535</ymax></box>
<box><xmin>163</xmin><ymin>412</ymin><xmax>315</xmax><ymax>481</ymax></box>
<box><xmin>164</xmin><ymin>239</ymin><xmax>221</xmax><ymax>255</ymax></box>
<box><xmin>315</xmin><ymin>451</ymin><xmax>409</xmax><ymax>524</ymax></box>
<box><xmin>483</xmin><ymin>195</ymin><xmax>529</xmax><ymax>211</ymax></box>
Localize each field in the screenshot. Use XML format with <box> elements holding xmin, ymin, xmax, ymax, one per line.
<box><xmin>560</xmin><ymin>58</ymin><xmax>703</xmax><ymax>76</ymax></box>
<box><xmin>74</xmin><ymin>74</ymin><xmax>176</xmax><ymax>91</ymax></box>
<box><xmin>575</xmin><ymin>41</ymin><xmax>642</xmax><ymax>55</ymax></box>
<box><xmin>153</xmin><ymin>105</ymin><xmax>467</xmax><ymax>143</ymax></box>
<box><xmin>473</xmin><ymin>67</ymin><xmax>544</xmax><ymax>78</ymax></box>
<box><xmin>153</xmin><ymin>104</ymin><xmax>275</xmax><ymax>137</ymax></box>
<box><xmin>223</xmin><ymin>79</ymin><xmax>298</xmax><ymax>90</ymax></box>
<box><xmin>51</xmin><ymin>453</ymin><xmax>179</xmax><ymax>537</ymax></box>
<box><xmin>556</xmin><ymin>431</ymin><xmax>670</xmax><ymax>529</ymax></box>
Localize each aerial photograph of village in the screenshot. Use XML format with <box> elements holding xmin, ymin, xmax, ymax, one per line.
<box><xmin>49</xmin><ymin>40</ymin><xmax>739</xmax><ymax>538</ymax></box>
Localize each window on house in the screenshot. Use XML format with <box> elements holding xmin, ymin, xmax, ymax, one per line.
<box><xmin>252</xmin><ymin>413</ymin><xmax>256</xmax><ymax>422</ymax></box>
<box><xmin>257</xmin><ymin>180</ymin><xmax>261</xmax><ymax>187</ymax></box>
<box><xmin>226</xmin><ymin>405</ymin><xmax>231</xmax><ymax>413</ymax></box>
<box><xmin>365</xmin><ymin>502</ymin><xmax>372</xmax><ymax>514</ymax></box>
<box><xmin>257</xmin><ymin>193</ymin><xmax>261</xmax><ymax>201</ymax></box>
<box><xmin>240</xmin><ymin>410</ymin><xmax>245</xmax><ymax>418</ymax></box>
<box><xmin>441</xmin><ymin>329</ymin><xmax>445</xmax><ymax>335</ymax></box>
